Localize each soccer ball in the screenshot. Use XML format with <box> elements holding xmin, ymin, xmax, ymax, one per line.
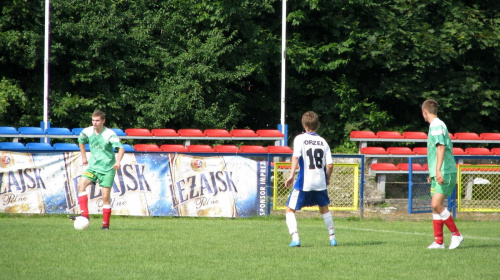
<box><xmin>74</xmin><ymin>216</ymin><xmax>90</xmax><ymax>230</ymax></box>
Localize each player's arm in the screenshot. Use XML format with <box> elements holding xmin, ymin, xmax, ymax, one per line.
<box><xmin>79</xmin><ymin>143</ymin><xmax>88</xmax><ymax>165</ymax></box>
<box><xmin>435</xmin><ymin>144</ymin><xmax>445</xmax><ymax>185</ymax></box>
<box><xmin>285</xmin><ymin>156</ymin><xmax>299</xmax><ymax>188</ymax></box>
<box><xmin>113</xmin><ymin>147</ymin><xmax>125</xmax><ymax>170</ymax></box>
<box><xmin>326</xmin><ymin>163</ymin><xmax>333</xmax><ymax>185</ymax></box>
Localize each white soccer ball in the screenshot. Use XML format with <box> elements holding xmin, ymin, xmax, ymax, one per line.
<box><xmin>74</xmin><ymin>216</ymin><xmax>90</xmax><ymax>230</ymax></box>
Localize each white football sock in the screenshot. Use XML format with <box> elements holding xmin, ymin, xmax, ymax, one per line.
<box><xmin>322</xmin><ymin>212</ymin><xmax>335</xmax><ymax>236</ymax></box>
<box><xmin>286</xmin><ymin>212</ymin><xmax>299</xmax><ymax>241</ymax></box>
<box><xmin>439</xmin><ymin>208</ymin><xmax>451</xmax><ymax>220</ymax></box>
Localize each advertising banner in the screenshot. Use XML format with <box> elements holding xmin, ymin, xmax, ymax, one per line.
<box><xmin>0</xmin><ymin>152</ymin><xmax>267</xmax><ymax>217</ymax></box>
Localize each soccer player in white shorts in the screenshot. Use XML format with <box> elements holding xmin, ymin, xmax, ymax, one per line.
<box><xmin>285</xmin><ymin>111</ymin><xmax>336</xmax><ymax>247</ymax></box>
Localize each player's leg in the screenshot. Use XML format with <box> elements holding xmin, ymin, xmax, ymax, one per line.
<box><xmin>99</xmin><ymin>171</ymin><xmax>116</xmax><ymax>230</ymax></box>
<box><xmin>439</xmin><ymin>173</ymin><xmax>463</xmax><ymax>249</ymax></box>
<box><xmin>286</xmin><ymin>189</ymin><xmax>303</xmax><ymax>247</ymax></box>
<box><xmin>319</xmin><ymin>205</ymin><xmax>337</xmax><ymax>246</ymax></box>
<box><xmin>316</xmin><ymin>190</ymin><xmax>337</xmax><ymax>246</ymax></box>
<box><xmin>101</xmin><ymin>187</ymin><xmax>112</xmax><ymax>230</ymax></box>
<box><xmin>75</xmin><ymin>172</ymin><xmax>95</xmax><ymax>219</ymax></box>
<box><xmin>428</xmin><ymin>179</ymin><xmax>445</xmax><ymax>249</ymax></box>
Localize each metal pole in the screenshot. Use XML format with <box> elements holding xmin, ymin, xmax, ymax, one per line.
<box><xmin>280</xmin><ymin>0</ymin><xmax>286</xmax><ymax>136</ymax></box>
<box><xmin>43</xmin><ymin>0</ymin><xmax>50</xmax><ymax>142</ymax></box>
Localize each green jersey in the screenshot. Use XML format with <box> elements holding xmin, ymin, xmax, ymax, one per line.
<box><xmin>78</xmin><ymin>127</ymin><xmax>123</xmax><ymax>173</ymax></box>
<box><xmin>427</xmin><ymin>118</ymin><xmax>457</xmax><ymax>177</ymax></box>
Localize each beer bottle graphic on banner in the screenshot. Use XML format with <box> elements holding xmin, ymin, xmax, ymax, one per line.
<box><xmin>0</xmin><ymin>152</ymin><xmax>46</xmax><ymax>213</ymax></box>
<box><xmin>169</xmin><ymin>154</ymin><xmax>238</xmax><ymax>217</ymax></box>
<box><xmin>110</xmin><ymin>153</ymin><xmax>151</xmax><ymax>216</ymax></box>
<box><xmin>63</xmin><ymin>151</ymin><xmax>84</xmax><ymax>214</ymax></box>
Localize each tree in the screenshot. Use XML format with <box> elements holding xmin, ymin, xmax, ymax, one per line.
<box><xmin>0</xmin><ymin>0</ymin><xmax>498</xmax><ymax>151</ymax></box>
<box><xmin>284</xmin><ymin>0</ymin><xmax>500</xmax><ymax>151</ymax></box>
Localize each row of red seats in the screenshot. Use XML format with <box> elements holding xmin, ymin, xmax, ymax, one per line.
<box><xmin>371</xmin><ymin>163</ymin><xmax>428</xmax><ymax>172</ymax></box>
<box><xmin>371</xmin><ymin>163</ymin><xmax>500</xmax><ymax>172</ymax></box>
<box><xmin>351</xmin><ymin>131</ymin><xmax>500</xmax><ymax>140</ymax></box>
<box><xmin>361</xmin><ymin>147</ymin><xmax>500</xmax><ymax>156</ymax></box>
<box><xmin>125</xmin><ymin>128</ymin><xmax>283</xmax><ymax>138</ymax></box>
<box><xmin>134</xmin><ymin>144</ymin><xmax>293</xmax><ymax>154</ymax></box>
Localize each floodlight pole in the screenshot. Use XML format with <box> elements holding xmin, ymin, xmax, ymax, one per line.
<box><xmin>280</xmin><ymin>0</ymin><xmax>287</xmax><ymax>145</ymax></box>
<box><xmin>43</xmin><ymin>0</ymin><xmax>50</xmax><ymax>142</ymax></box>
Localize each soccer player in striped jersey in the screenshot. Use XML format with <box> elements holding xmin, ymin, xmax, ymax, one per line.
<box><xmin>69</xmin><ymin>110</ymin><xmax>125</xmax><ymax>230</ymax></box>
<box><xmin>422</xmin><ymin>99</ymin><xmax>463</xmax><ymax>249</ymax></box>
<box><xmin>284</xmin><ymin>111</ymin><xmax>336</xmax><ymax>247</ymax></box>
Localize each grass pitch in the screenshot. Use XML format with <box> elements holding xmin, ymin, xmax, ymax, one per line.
<box><xmin>0</xmin><ymin>214</ymin><xmax>499</xmax><ymax>280</ymax></box>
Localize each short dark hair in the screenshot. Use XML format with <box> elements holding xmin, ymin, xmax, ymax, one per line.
<box><xmin>302</xmin><ymin>111</ymin><xmax>320</xmax><ymax>131</ymax></box>
<box><xmin>92</xmin><ymin>109</ymin><xmax>106</xmax><ymax>120</ymax></box>
<box><xmin>422</xmin><ymin>99</ymin><xmax>438</xmax><ymax>115</ymax></box>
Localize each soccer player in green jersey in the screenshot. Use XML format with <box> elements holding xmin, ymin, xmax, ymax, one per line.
<box><xmin>70</xmin><ymin>110</ymin><xmax>125</xmax><ymax>230</ymax></box>
<box><xmin>422</xmin><ymin>99</ymin><xmax>463</xmax><ymax>249</ymax></box>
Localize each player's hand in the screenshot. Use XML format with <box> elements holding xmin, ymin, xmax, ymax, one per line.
<box><xmin>113</xmin><ymin>162</ymin><xmax>120</xmax><ymax>170</ymax></box>
<box><xmin>285</xmin><ymin>175</ymin><xmax>294</xmax><ymax>188</ymax></box>
<box><xmin>427</xmin><ymin>175</ymin><xmax>431</xmax><ymax>183</ymax></box>
<box><xmin>82</xmin><ymin>157</ymin><xmax>88</xmax><ymax>166</ymax></box>
<box><xmin>436</xmin><ymin>170</ymin><xmax>445</xmax><ymax>185</ymax></box>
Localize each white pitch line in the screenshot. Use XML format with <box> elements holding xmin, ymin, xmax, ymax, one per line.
<box><xmin>339</xmin><ymin>226</ymin><xmax>500</xmax><ymax>241</ymax></box>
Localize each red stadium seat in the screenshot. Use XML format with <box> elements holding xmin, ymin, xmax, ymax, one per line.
<box><xmin>413</xmin><ymin>147</ymin><xmax>428</xmax><ymax>155</ymax></box>
<box><xmin>160</xmin><ymin>144</ymin><xmax>187</xmax><ymax>153</ymax></box>
<box><xmin>360</xmin><ymin>147</ymin><xmax>388</xmax><ymax>155</ymax></box>
<box><xmin>151</xmin><ymin>129</ymin><xmax>178</xmax><ymax>137</ymax></box>
<box><xmin>449</xmin><ymin>133</ymin><xmax>457</xmax><ymax>140</ymax></box>
<box><xmin>397</xmin><ymin>163</ymin><xmax>426</xmax><ymax>171</ymax></box>
<box><xmin>178</xmin><ymin>129</ymin><xmax>205</xmax><ymax>137</ymax></box>
<box><xmin>387</xmin><ymin>147</ymin><xmax>415</xmax><ymax>155</ymax></box>
<box><xmin>125</xmin><ymin>128</ymin><xmax>152</xmax><ymax>136</ymax></box>
<box><xmin>454</xmin><ymin>132</ymin><xmax>481</xmax><ymax>140</ymax></box>
<box><xmin>213</xmin><ymin>145</ymin><xmax>239</xmax><ymax>153</ymax></box>
<box><xmin>491</xmin><ymin>148</ymin><xmax>500</xmax><ymax>155</ymax></box>
<box><xmin>377</xmin><ymin>131</ymin><xmax>403</xmax><ymax>139</ymax></box>
<box><xmin>266</xmin><ymin>146</ymin><xmax>293</xmax><ymax>154</ymax></box>
<box><xmin>230</xmin><ymin>129</ymin><xmax>258</xmax><ymax>137</ymax></box>
<box><xmin>402</xmin><ymin>131</ymin><xmax>427</xmax><ymax>140</ymax></box>
<box><xmin>239</xmin><ymin>145</ymin><xmax>267</xmax><ymax>153</ymax></box>
<box><xmin>187</xmin><ymin>145</ymin><xmax>215</xmax><ymax>153</ymax></box>
<box><xmin>256</xmin><ymin>129</ymin><xmax>285</xmax><ymax>137</ymax></box>
<box><xmin>204</xmin><ymin>129</ymin><xmax>231</xmax><ymax>137</ymax></box>
<box><xmin>350</xmin><ymin>131</ymin><xmax>377</xmax><ymax>139</ymax></box>
<box><xmin>370</xmin><ymin>163</ymin><xmax>399</xmax><ymax>171</ymax></box>
<box><xmin>133</xmin><ymin>144</ymin><xmax>161</xmax><ymax>152</ymax></box>
<box><xmin>480</xmin><ymin>133</ymin><xmax>500</xmax><ymax>140</ymax></box>
<box><xmin>465</xmin><ymin>147</ymin><xmax>492</xmax><ymax>155</ymax></box>
<box><xmin>423</xmin><ymin>163</ymin><xmax>429</xmax><ymax>170</ymax></box>
<box><xmin>452</xmin><ymin>147</ymin><xmax>467</xmax><ymax>155</ymax></box>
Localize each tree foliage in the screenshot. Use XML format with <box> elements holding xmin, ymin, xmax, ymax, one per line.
<box><xmin>0</xmin><ymin>0</ymin><xmax>498</xmax><ymax>150</ymax></box>
<box><xmin>285</xmin><ymin>0</ymin><xmax>500</xmax><ymax>148</ymax></box>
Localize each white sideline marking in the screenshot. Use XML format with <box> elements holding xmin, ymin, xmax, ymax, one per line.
<box><xmin>339</xmin><ymin>226</ymin><xmax>500</xmax><ymax>241</ymax></box>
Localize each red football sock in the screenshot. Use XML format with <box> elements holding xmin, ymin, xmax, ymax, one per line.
<box><xmin>443</xmin><ymin>216</ymin><xmax>460</xmax><ymax>236</ymax></box>
<box><xmin>78</xmin><ymin>194</ymin><xmax>89</xmax><ymax>219</ymax></box>
<box><xmin>432</xmin><ymin>214</ymin><xmax>444</xmax><ymax>245</ymax></box>
<box><xmin>103</xmin><ymin>205</ymin><xmax>112</xmax><ymax>227</ymax></box>
<box><xmin>439</xmin><ymin>209</ymin><xmax>460</xmax><ymax>236</ymax></box>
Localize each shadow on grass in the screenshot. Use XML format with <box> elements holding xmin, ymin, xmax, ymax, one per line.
<box><xmin>337</xmin><ymin>241</ymin><xmax>387</xmax><ymax>247</ymax></box>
